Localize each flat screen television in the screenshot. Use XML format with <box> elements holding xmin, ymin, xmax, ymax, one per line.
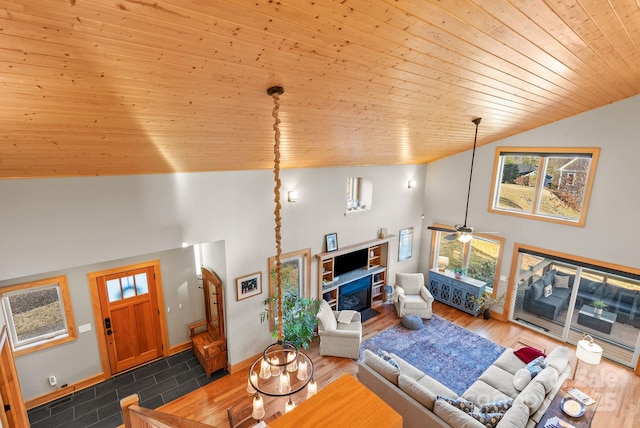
<box><xmin>334</xmin><ymin>249</ymin><xmax>368</xmax><ymax>277</ymax></box>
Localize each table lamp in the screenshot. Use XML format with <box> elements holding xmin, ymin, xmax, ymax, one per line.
<box><xmin>437</xmin><ymin>256</ymin><xmax>449</xmax><ymax>272</ymax></box>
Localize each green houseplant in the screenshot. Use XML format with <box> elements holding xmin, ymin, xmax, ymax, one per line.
<box><xmin>451</xmin><ymin>267</ymin><xmax>467</xmax><ymax>279</ymax></box>
<box><xmin>261</xmin><ymin>284</ymin><xmax>321</xmax><ymax>350</ymax></box>
<box><xmin>592</xmin><ymin>300</ymin><xmax>607</xmax><ymax>315</ymax></box>
<box><xmin>471</xmin><ymin>291</ymin><xmax>505</xmax><ymax>319</ymax></box>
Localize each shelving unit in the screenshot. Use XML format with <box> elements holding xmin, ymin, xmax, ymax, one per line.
<box><xmin>316</xmin><ymin>236</ymin><xmax>393</xmax><ymax>310</ymax></box>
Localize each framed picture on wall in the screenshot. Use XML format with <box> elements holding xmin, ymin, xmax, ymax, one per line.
<box><xmin>236</xmin><ymin>272</ymin><xmax>262</xmax><ymax>301</ymax></box>
<box><xmin>325</xmin><ymin>233</ymin><xmax>338</xmax><ymax>252</ymax></box>
<box><xmin>398</xmin><ymin>227</ymin><xmax>414</xmax><ymax>261</ymax></box>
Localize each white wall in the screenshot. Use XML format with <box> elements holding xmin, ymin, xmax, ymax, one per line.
<box><xmin>0</xmin><ymin>164</ymin><xmax>426</xmax><ymax>401</ymax></box>
<box><xmin>420</xmin><ymin>94</ymin><xmax>640</xmax><ymax>314</ymax></box>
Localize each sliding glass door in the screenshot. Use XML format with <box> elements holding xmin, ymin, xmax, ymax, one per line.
<box><xmin>510</xmin><ymin>246</ymin><xmax>640</xmax><ymax>369</ymax></box>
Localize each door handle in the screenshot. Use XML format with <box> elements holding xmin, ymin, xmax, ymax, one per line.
<box><xmin>106</xmin><ymin>329</ymin><xmax>113</xmax><ymax>336</ymax></box>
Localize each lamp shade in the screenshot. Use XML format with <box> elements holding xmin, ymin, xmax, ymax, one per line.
<box><xmin>576</xmin><ymin>338</ymin><xmax>603</xmax><ymax>365</ymax></box>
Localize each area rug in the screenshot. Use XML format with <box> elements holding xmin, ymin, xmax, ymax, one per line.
<box><xmin>361</xmin><ymin>315</ymin><xmax>505</xmax><ymax>395</ymax></box>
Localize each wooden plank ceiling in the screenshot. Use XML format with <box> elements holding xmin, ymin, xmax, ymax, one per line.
<box><xmin>1</xmin><ymin>0</ymin><xmax>639</xmax><ymax>179</ymax></box>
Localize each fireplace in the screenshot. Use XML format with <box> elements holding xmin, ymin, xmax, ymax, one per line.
<box><xmin>338</xmin><ymin>276</ymin><xmax>371</xmax><ymax>312</ymax></box>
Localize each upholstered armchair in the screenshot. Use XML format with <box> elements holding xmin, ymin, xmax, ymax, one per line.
<box><xmin>392</xmin><ymin>273</ymin><xmax>434</xmax><ymax>319</ymax></box>
<box><xmin>316</xmin><ymin>299</ymin><xmax>362</xmax><ymax>359</ymax></box>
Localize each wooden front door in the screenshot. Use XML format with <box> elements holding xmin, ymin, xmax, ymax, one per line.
<box><xmin>96</xmin><ymin>265</ymin><xmax>163</xmax><ymax>373</ymax></box>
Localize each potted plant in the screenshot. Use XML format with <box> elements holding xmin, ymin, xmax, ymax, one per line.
<box><xmin>472</xmin><ymin>291</ymin><xmax>505</xmax><ymax>319</ymax></box>
<box><xmin>592</xmin><ymin>300</ymin><xmax>607</xmax><ymax>316</ymax></box>
<box><xmin>261</xmin><ymin>284</ymin><xmax>321</xmax><ymax>350</ymax></box>
<box><xmin>452</xmin><ymin>267</ymin><xmax>467</xmax><ymax>279</ymax></box>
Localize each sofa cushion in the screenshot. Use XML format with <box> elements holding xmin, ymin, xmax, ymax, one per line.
<box><xmin>470</xmin><ymin>412</ymin><xmax>504</xmax><ymax>427</ymax></box>
<box><xmin>462</xmin><ymin>380</ymin><xmax>512</xmax><ymax>406</ymax></box>
<box><xmin>543</xmin><ymin>284</ymin><xmax>552</xmax><ymax>297</ymax></box>
<box><xmin>492</xmin><ymin>349</ymin><xmax>526</xmax><ymax>375</ymax></box>
<box><xmin>403</xmin><ymin>294</ymin><xmax>429</xmax><ymax>309</ymax></box>
<box><xmin>478</xmin><ymin>365</ymin><xmax>520</xmax><ymax>399</ymax></box>
<box><xmin>496</xmin><ymin>401</ymin><xmax>530</xmax><ymax>428</ymax></box>
<box><xmin>362</xmin><ymin>349</ymin><xmax>399</xmax><ymax>385</ymax></box>
<box><xmin>513</xmin><ymin>368</ymin><xmax>531</xmax><ymax>391</ymax></box>
<box><xmin>417</xmin><ymin>374</ymin><xmax>457</xmax><ymax>398</ymax></box>
<box><xmin>553</xmin><ymin>274</ymin><xmax>570</xmax><ymax>289</ymax></box>
<box><xmin>542</xmin><ymin>270</ymin><xmax>555</xmax><ymax>286</ymax></box>
<box><xmin>389</xmin><ymin>352</ymin><xmax>425</xmax><ymax>381</ymax></box>
<box><xmin>433</xmin><ymin>400</ymin><xmax>485</xmax><ymax>428</ymax></box>
<box><xmin>514</xmin><ymin>380</ymin><xmax>545</xmax><ymax>415</ymax></box>
<box><xmin>544</xmin><ymin>346</ymin><xmax>570</xmax><ymax>374</ymax></box>
<box><xmin>514</xmin><ymin>346</ymin><xmax>546</xmax><ymax>364</ymax></box>
<box><xmin>398</xmin><ymin>374</ymin><xmax>437</xmax><ymax>410</ymax></box>
<box><xmin>534</xmin><ymin>367</ymin><xmax>558</xmax><ymax>394</ymax></box>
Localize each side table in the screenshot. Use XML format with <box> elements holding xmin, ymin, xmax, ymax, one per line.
<box><xmin>537</xmin><ymin>379</ymin><xmax>598</xmax><ymax>427</ymax></box>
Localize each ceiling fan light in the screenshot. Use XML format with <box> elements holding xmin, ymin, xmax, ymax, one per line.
<box><xmin>457</xmin><ymin>233</ymin><xmax>473</xmax><ymax>243</ymax></box>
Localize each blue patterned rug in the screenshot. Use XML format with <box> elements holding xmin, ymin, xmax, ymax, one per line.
<box><xmin>361</xmin><ymin>315</ymin><xmax>505</xmax><ymax>395</ymax></box>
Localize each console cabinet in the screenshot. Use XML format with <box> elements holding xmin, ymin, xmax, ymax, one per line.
<box><xmin>316</xmin><ymin>237</ymin><xmax>392</xmax><ymax>310</ymax></box>
<box><xmin>428</xmin><ymin>268</ymin><xmax>486</xmax><ymax>316</ymax></box>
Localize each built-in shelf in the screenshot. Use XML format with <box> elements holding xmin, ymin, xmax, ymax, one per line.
<box><xmin>316</xmin><ymin>236</ymin><xmax>392</xmax><ymax>310</ymax></box>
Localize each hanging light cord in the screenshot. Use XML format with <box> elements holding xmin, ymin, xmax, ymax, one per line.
<box><xmin>269</xmin><ymin>87</ymin><xmax>284</xmax><ymax>343</ymax></box>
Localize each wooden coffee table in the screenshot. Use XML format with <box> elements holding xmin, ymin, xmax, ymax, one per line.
<box><xmin>537</xmin><ymin>379</ymin><xmax>598</xmax><ymax>427</ymax></box>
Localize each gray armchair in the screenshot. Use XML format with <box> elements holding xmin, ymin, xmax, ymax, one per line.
<box><xmin>392</xmin><ymin>273</ymin><xmax>434</xmax><ymax>319</ymax></box>
<box><xmin>316</xmin><ymin>299</ymin><xmax>362</xmax><ymax>359</ymax></box>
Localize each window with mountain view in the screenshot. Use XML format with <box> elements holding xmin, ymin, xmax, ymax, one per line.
<box><xmin>489</xmin><ymin>148</ymin><xmax>600</xmax><ymax>227</ymax></box>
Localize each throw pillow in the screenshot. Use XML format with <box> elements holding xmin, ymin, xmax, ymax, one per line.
<box><xmin>543</xmin><ymin>284</ymin><xmax>552</xmax><ymax>297</ymax></box>
<box><xmin>480</xmin><ymin>399</ymin><xmax>514</xmax><ymax>413</ymax></box>
<box><xmin>525</xmin><ymin>356</ymin><xmax>546</xmax><ymax>378</ymax></box>
<box><xmin>553</xmin><ymin>274</ymin><xmax>570</xmax><ymax>289</ymax></box>
<box><xmin>513</xmin><ymin>368</ymin><xmax>531</xmax><ymax>391</ymax></box>
<box><xmin>436</xmin><ymin>396</ymin><xmax>474</xmax><ymax>413</ymax></box>
<box><xmin>378</xmin><ymin>349</ymin><xmax>400</xmax><ymax>369</ymax></box>
<box><xmin>514</xmin><ymin>346</ymin><xmax>547</xmax><ymax>364</ymax></box>
<box><xmin>470</xmin><ymin>412</ymin><xmax>504</xmax><ymax>427</ymax></box>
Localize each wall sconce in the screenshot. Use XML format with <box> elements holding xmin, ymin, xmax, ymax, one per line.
<box><xmin>287</xmin><ymin>191</ymin><xmax>298</xmax><ymax>202</ymax></box>
<box><xmin>408</xmin><ymin>180</ymin><xmax>417</xmax><ymax>189</ymax></box>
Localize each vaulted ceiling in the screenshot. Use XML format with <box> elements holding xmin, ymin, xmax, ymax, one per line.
<box><xmin>2</xmin><ymin>0</ymin><xmax>639</xmax><ymax>179</ymax></box>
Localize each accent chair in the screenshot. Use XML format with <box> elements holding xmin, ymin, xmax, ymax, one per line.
<box><xmin>392</xmin><ymin>272</ymin><xmax>434</xmax><ymax>319</ymax></box>
<box><xmin>316</xmin><ymin>299</ymin><xmax>362</xmax><ymax>359</ymax></box>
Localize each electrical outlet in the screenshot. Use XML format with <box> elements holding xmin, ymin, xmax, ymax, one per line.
<box><xmin>48</xmin><ymin>376</ymin><xmax>57</xmax><ymax>387</ymax></box>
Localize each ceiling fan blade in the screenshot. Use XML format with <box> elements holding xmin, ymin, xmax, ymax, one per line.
<box><xmin>444</xmin><ymin>233</ymin><xmax>459</xmax><ymax>241</ymax></box>
<box><xmin>427</xmin><ymin>225</ymin><xmax>456</xmax><ymax>233</ymax></box>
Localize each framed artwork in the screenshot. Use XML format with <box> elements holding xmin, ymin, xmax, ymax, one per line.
<box><xmin>325</xmin><ymin>233</ymin><xmax>338</xmax><ymax>252</ymax></box>
<box><xmin>236</xmin><ymin>272</ymin><xmax>262</xmax><ymax>301</ymax></box>
<box><xmin>267</xmin><ymin>248</ymin><xmax>311</xmax><ymax>330</ymax></box>
<box><xmin>398</xmin><ymin>227</ymin><xmax>414</xmax><ymax>261</ymax></box>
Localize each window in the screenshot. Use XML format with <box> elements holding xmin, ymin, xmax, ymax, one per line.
<box><xmin>511</xmin><ymin>245</ymin><xmax>640</xmax><ymax>368</ymax></box>
<box><xmin>489</xmin><ymin>147</ymin><xmax>599</xmax><ymax>226</ymax></box>
<box><xmin>1</xmin><ymin>275</ymin><xmax>76</xmax><ymax>356</ymax></box>
<box><xmin>346</xmin><ymin>176</ymin><xmax>373</xmax><ymax>213</ymax></box>
<box><xmin>431</xmin><ymin>228</ymin><xmax>503</xmax><ymax>292</ymax></box>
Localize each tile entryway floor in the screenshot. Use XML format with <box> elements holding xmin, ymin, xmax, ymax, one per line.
<box><xmin>27</xmin><ymin>350</ymin><xmax>228</xmax><ymax>428</ymax></box>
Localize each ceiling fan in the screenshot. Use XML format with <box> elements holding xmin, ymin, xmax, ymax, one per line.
<box><xmin>428</xmin><ymin>117</ymin><xmax>495</xmax><ymax>243</ymax></box>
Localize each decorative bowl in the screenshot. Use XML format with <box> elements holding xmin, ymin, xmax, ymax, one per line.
<box><xmin>561</xmin><ymin>397</ymin><xmax>585</xmax><ymax>417</ymax></box>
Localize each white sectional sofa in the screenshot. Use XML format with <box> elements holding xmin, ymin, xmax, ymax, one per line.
<box><xmin>356</xmin><ymin>345</ymin><xmax>571</xmax><ymax>428</ymax></box>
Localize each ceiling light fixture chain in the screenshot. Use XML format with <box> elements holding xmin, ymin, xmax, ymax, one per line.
<box><xmin>269</xmin><ymin>85</ymin><xmax>285</xmax><ymax>342</ymax></box>
<box><xmin>463</xmin><ymin>117</ymin><xmax>481</xmax><ymax>228</ymax></box>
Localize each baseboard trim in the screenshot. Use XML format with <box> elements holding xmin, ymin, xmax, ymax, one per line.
<box><xmin>229</xmin><ymin>353</ymin><xmax>260</xmax><ymax>374</ymax></box>
<box><xmin>168</xmin><ymin>341</ymin><xmax>192</xmax><ymax>355</ymax></box>
<box><xmin>25</xmin><ymin>373</ymin><xmax>106</xmax><ymax>410</ymax></box>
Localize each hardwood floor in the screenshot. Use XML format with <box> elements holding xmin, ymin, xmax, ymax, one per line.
<box><xmin>158</xmin><ymin>301</ymin><xmax>640</xmax><ymax>427</ymax></box>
